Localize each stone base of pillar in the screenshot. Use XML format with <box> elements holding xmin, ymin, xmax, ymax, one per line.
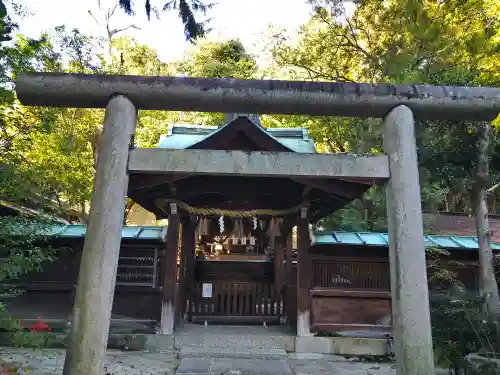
<box><xmin>297</xmin><ymin>310</ymin><xmax>312</xmax><ymax>337</ymax></box>
<box><xmin>160</xmin><ymin>301</ymin><xmax>175</xmax><ymax>335</ymax></box>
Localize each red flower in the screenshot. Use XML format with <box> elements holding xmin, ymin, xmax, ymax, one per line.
<box><xmin>30</xmin><ymin>317</ymin><xmax>50</xmax><ymax>332</ymax></box>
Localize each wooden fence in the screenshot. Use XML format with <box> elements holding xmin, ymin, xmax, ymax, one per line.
<box><xmin>187</xmin><ymin>281</ymin><xmax>282</xmax><ymax>323</ymax></box>
<box><xmin>311</xmin><ymin>256</ymin><xmax>480</xmax><ymax>292</ymax></box>
<box><xmin>312</xmin><ymin>259</ymin><xmax>390</xmax><ymax>290</ymax></box>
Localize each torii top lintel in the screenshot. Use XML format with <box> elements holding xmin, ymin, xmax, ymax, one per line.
<box><xmin>15</xmin><ymin>72</ymin><xmax>500</xmax><ymax>121</ymax></box>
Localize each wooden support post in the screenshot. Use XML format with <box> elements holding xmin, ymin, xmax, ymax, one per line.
<box><xmin>284</xmin><ymin>229</ymin><xmax>294</xmax><ymax>325</ymax></box>
<box><xmin>296</xmin><ymin>207</ymin><xmax>312</xmax><ymax>337</ymax></box>
<box><xmin>185</xmin><ymin>217</ymin><xmax>197</xmax><ymax>322</ymax></box>
<box><xmin>384</xmin><ymin>105</ymin><xmax>434</xmax><ymax>375</ymax></box>
<box><xmin>274</xmin><ymin>235</ymin><xmax>285</xmax><ymax>298</ymax></box>
<box><xmin>160</xmin><ymin>203</ymin><xmax>180</xmax><ymax>335</ymax></box>
<box><xmin>177</xmin><ymin>216</ymin><xmax>197</xmax><ymax>323</ymax></box>
<box><xmin>175</xmin><ymin>221</ymin><xmax>185</xmax><ymax>328</ymax></box>
<box><xmin>62</xmin><ymin>95</ymin><xmax>136</xmax><ymax>375</ymax></box>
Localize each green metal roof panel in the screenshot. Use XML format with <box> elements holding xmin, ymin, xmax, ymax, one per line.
<box><xmin>38</xmin><ymin>225</ymin><xmax>499</xmax><ymax>250</ymax></box>
<box><xmin>315</xmin><ymin>231</ymin><xmax>500</xmax><ymax>251</ymax></box>
<box><xmin>41</xmin><ymin>225</ymin><xmax>166</xmax><ymax>242</ymax></box>
<box><xmin>333</xmin><ymin>232</ymin><xmax>365</xmax><ymax>245</ymax></box>
<box><xmin>138</xmin><ymin>227</ymin><xmax>167</xmax><ymax>240</ymax></box>
<box><xmin>314</xmin><ymin>233</ymin><xmax>336</xmax><ymax>244</ymax></box>
<box><xmin>122</xmin><ymin>226</ymin><xmax>142</xmax><ymax>239</ymax></box>
<box><xmin>426</xmin><ymin>236</ymin><xmax>462</xmax><ymax>248</ymax></box>
<box><xmin>38</xmin><ymin>224</ymin><xmax>84</xmax><ymax>237</ymax></box>
<box><xmin>358</xmin><ymin>233</ymin><xmax>388</xmax><ymax>246</ymax></box>
<box><xmin>449</xmin><ymin>236</ymin><xmax>479</xmax><ymax>248</ymax></box>
<box><xmin>158</xmin><ymin>124</ymin><xmax>217</xmax><ymax>149</ymax></box>
<box><xmin>58</xmin><ymin>225</ymin><xmax>86</xmax><ymax>237</ymax></box>
<box><xmin>157</xmin><ymin>124</ymin><xmax>316</xmax><ymax>153</ymax></box>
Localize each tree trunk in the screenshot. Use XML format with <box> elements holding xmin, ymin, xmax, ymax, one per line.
<box><xmin>473</xmin><ymin>121</ymin><xmax>500</xmax><ymax>349</ymax></box>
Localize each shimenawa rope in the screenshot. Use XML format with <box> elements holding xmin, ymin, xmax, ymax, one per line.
<box><xmin>155</xmin><ymin>198</ymin><xmax>302</xmax><ymax>217</ymax></box>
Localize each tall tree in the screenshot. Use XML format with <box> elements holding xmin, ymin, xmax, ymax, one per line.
<box><xmin>118</xmin><ymin>0</ymin><xmax>213</xmax><ymax>41</ymax></box>
<box><xmin>473</xmin><ymin>121</ymin><xmax>500</xmax><ymax>342</ymax></box>
<box><xmin>88</xmin><ymin>0</ymin><xmax>140</xmax><ymax>62</ymax></box>
<box><xmin>268</xmin><ymin>0</ymin><xmax>500</xmax><ymax>227</ymax></box>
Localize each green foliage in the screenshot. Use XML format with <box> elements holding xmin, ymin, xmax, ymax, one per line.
<box><xmin>267</xmin><ymin>0</ymin><xmax>500</xmax><ymax>229</ymax></box>
<box><xmin>426</xmin><ymin>248</ymin><xmax>498</xmax><ymax>374</ymax></box>
<box><xmin>430</xmin><ymin>294</ymin><xmax>497</xmax><ymax>374</ymax></box>
<box><xmin>0</xmin><ymin>216</ymin><xmax>59</xmax><ymax>349</ymax></box>
<box><xmin>136</xmin><ymin>38</ymin><xmax>259</xmax><ymax>148</ymax></box>
<box><xmin>0</xmin><ymin>216</ymin><xmax>57</xmax><ymax>296</ymax></box>
<box><xmin>177</xmin><ymin>39</ymin><xmax>257</xmax><ymax>79</ymax></box>
<box><xmin>118</xmin><ymin>0</ymin><xmax>214</xmax><ymax>42</ymax></box>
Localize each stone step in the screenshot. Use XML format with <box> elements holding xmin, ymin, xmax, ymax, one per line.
<box><xmin>174</xmin><ymin>334</ymin><xmax>294</xmax><ymax>351</ymax></box>
<box><xmin>180</xmin><ymin>346</ymin><xmax>288</xmax><ymax>360</ymax></box>
<box><xmin>175</xmin><ymin>358</ymin><xmax>293</xmax><ymax>375</ymax></box>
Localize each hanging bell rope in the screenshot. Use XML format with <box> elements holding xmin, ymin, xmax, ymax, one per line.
<box><xmin>155</xmin><ymin>198</ymin><xmax>303</xmax><ymax>218</ymax></box>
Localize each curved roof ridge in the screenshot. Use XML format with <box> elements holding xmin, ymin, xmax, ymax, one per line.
<box><xmin>157</xmin><ymin>116</ymin><xmax>316</xmax><ymax>153</ymax></box>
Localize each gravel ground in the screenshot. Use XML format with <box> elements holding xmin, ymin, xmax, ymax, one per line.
<box><xmin>0</xmin><ymin>348</ymin><xmax>180</xmax><ymax>375</ymax></box>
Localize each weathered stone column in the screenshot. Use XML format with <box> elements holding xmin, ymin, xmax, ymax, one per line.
<box><xmin>383</xmin><ymin>105</ymin><xmax>435</xmax><ymax>375</ymax></box>
<box><xmin>296</xmin><ymin>207</ymin><xmax>312</xmax><ymax>337</ymax></box>
<box><xmin>62</xmin><ymin>95</ymin><xmax>137</xmax><ymax>375</ymax></box>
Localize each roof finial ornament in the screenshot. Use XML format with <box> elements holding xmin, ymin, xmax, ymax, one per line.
<box><xmin>223</xmin><ymin>113</ymin><xmax>263</xmax><ymax>127</ymax></box>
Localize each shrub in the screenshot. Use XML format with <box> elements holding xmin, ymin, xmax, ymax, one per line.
<box><xmin>430</xmin><ymin>293</ymin><xmax>497</xmax><ymax>374</ymax></box>
<box><xmin>0</xmin><ymin>216</ymin><xmax>61</xmax><ymax>349</ymax></box>
<box><xmin>426</xmin><ymin>247</ymin><xmax>498</xmax><ymax>374</ymax></box>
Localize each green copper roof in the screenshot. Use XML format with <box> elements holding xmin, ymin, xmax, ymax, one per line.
<box><xmin>37</xmin><ymin>224</ymin><xmax>500</xmax><ymax>250</ymax></box>
<box><xmin>314</xmin><ymin>231</ymin><xmax>500</xmax><ymax>250</ymax></box>
<box><xmin>157</xmin><ymin>123</ymin><xmax>317</xmax><ymax>153</ymax></box>
<box><xmin>42</xmin><ymin>224</ymin><xmax>167</xmax><ymax>242</ymax></box>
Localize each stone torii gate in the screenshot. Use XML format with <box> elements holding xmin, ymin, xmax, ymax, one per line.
<box><xmin>15</xmin><ymin>73</ymin><xmax>500</xmax><ymax>375</ymax></box>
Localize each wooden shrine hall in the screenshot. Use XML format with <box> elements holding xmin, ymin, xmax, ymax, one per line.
<box><xmin>16</xmin><ymin>72</ymin><xmax>500</xmax><ymax>375</ymax></box>
<box><xmin>127</xmin><ymin>114</ymin><xmax>375</xmax><ymax>335</ymax></box>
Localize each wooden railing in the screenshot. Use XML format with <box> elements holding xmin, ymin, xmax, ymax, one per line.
<box><xmin>312</xmin><ymin>259</ymin><xmax>391</xmax><ymax>290</ymax></box>
<box><xmin>2</xmin><ymin>245</ymin><xmax>162</xmax><ymax>290</ymax></box>
<box><xmin>116</xmin><ymin>247</ymin><xmax>159</xmax><ymax>287</ymax></box>
<box><xmin>312</xmin><ymin>257</ymin><xmax>480</xmax><ymax>292</ymax></box>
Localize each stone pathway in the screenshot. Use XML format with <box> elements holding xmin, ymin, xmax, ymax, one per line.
<box><xmin>0</xmin><ymin>348</ymin><xmax>449</xmax><ymax>375</ymax></box>
<box><xmin>176</xmin><ymin>358</ymin><xmax>293</xmax><ymax>375</ymax></box>
<box><xmin>288</xmin><ymin>354</ymin><xmax>397</xmax><ymax>375</ymax></box>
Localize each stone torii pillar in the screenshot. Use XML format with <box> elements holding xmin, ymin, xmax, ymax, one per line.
<box><xmin>384</xmin><ymin>105</ymin><xmax>435</xmax><ymax>375</ymax></box>
<box><xmin>62</xmin><ymin>95</ymin><xmax>137</xmax><ymax>375</ymax></box>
